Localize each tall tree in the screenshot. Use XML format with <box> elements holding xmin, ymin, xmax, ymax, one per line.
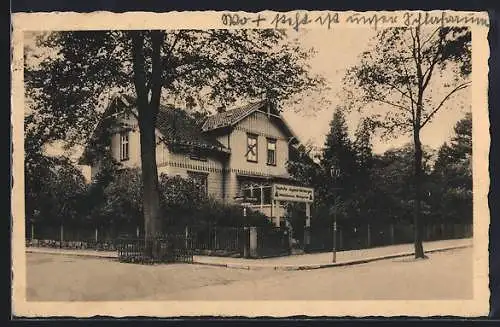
<box><xmin>286</xmin><ymin>142</ymin><xmax>323</xmax><ymax>188</ymax></box>
<box><xmin>431</xmin><ymin>113</ymin><xmax>472</xmax><ymax>224</ymax></box>
<box><xmin>320</xmin><ymin>109</ymin><xmax>357</xmax><ymax>220</ymax></box>
<box><xmin>344</xmin><ymin>26</ymin><xmax>471</xmax><ymax>258</ymax></box>
<box><xmin>25</xmin><ymin>30</ymin><xmax>325</xmax><ymax>257</ymax></box>
<box><xmin>351</xmin><ymin>118</ymin><xmax>375</xmax><ymax>220</ymax></box>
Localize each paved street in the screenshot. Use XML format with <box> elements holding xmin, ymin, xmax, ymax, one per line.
<box><xmin>26</xmin><ymin>246</ymin><xmax>472</xmax><ymax>301</ymax></box>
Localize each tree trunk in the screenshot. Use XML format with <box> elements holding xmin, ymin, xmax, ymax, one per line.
<box><xmin>138</xmin><ymin>118</ymin><xmax>162</xmax><ymax>256</ymax></box>
<box><xmin>131</xmin><ymin>31</ymin><xmax>164</xmax><ymax>259</ymax></box>
<box><xmin>413</xmin><ymin>129</ymin><xmax>425</xmax><ymax>258</ymax></box>
<box><xmin>413</xmin><ymin>29</ymin><xmax>426</xmax><ymax>259</ymax></box>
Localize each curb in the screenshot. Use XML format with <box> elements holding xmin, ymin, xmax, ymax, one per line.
<box><xmin>26</xmin><ymin>243</ymin><xmax>471</xmax><ymax>270</ymax></box>
<box><xmin>26</xmin><ymin>249</ymin><xmax>118</xmax><ymax>260</ymax></box>
<box><xmin>191</xmin><ymin>244</ymin><xmax>472</xmax><ymax>271</ymax></box>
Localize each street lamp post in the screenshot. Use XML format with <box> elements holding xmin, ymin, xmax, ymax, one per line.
<box><xmin>330</xmin><ymin>166</ymin><xmax>341</xmax><ymax>263</ymax></box>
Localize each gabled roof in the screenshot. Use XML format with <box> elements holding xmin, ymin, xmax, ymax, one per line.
<box><xmin>201</xmin><ymin>100</ymin><xmax>268</xmax><ymax>132</ymax></box>
<box><xmin>200</xmin><ymin>99</ymin><xmax>299</xmax><ymax>143</ymax></box>
<box><xmin>80</xmin><ymin>94</ymin><xmax>229</xmax><ymax>165</ymax></box>
<box><xmin>81</xmin><ymin>94</ymin><xmax>302</xmax><ymax>166</ymax></box>
<box><xmin>155</xmin><ymin>104</ymin><xmax>230</xmax><ymax>153</ymax></box>
<box><xmin>119</xmin><ymin>94</ymin><xmax>230</xmax><ymax>153</ymax></box>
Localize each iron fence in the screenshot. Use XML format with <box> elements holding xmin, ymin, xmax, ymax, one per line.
<box><xmin>189</xmin><ymin>226</ymin><xmax>246</xmax><ymax>256</ymax></box>
<box><xmin>308</xmin><ymin>222</ymin><xmax>472</xmax><ymax>253</ymax></box>
<box><xmin>116</xmin><ymin>234</ymin><xmax>193</xmax><ymax>264</ymax></box>
<box><xmin>25</xmin><ymin>221</ymin><xmax>472</xmax><ymax>261</ymax></box>
<box><xmin>25</xmin><ymin>224</ymin><xmax>139</xmax><ymax>251</ymax></box>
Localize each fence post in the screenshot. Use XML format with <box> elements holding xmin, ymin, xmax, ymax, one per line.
<box><xmin>390</xmin><ymin>224</ymin><xmax>395</xmax><ymax>244</ymax></box>
<box><xmin>249</xmin><ymin>227</ymin><xmax>258</xmax><ymax>258</ymax></box>
<box><xmin>185</xmin><ymin>226</ymin><xmax>189</xmax><ymax>249</ymax></box>
<box><xmin>367</xmin><ymin>223</ymin><xmax>371</xmax><ymax>248</ymax></box>
<box><xmin>31</xmin><ymin>223</ymin><xmax>35</xmax><ymax>241</ymax></box>
<box><xmin>60</xmin><ymin>224</ymin><xmax>64</xmax><ymax>248</ymax></box>
<box><xmin>136</xmin><ymin>226</ymin><xmax>140</xmax><ymax>238</ymax></box>
<box><xmin>95</xmin><ymin>227</ymin><xmax>98</xmax><ymax>242</ymax></box>
<box><xmin>339</xmin><ymin>229</ymin><xmax>343</xmax><ymax>250</ymax></box>
<box><xmin>214</xmin><ymin>227</ymin><xmax>218</xmax><ymax>251</ymax></box>
<box><xmin>236</xmin><ymin>228</ymin><xmax>239</xmax><ymax>252</ymax></box>
<box><xmin>243</xmin><ymin>227</ymin><xmax>249</xmax><ymax>258</ymax></box>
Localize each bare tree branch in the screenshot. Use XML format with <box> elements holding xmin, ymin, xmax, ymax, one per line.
<box><xmin>422</xmin><ymin>32</ymin><xmax>445</xmax><ymax>92</ymax></box>
<box><xmin>371</xmin><ymin>95</ymin><xmax>414</xmax><ymax>115</ymax></box>
<box><xmin>385</xmin><ymin>79</ymin><xmax>418</xmax><ymax>106</ymax></box>
<box><xmin>420</xmin><ymin>26</ymin><xmax>441</xmax><ymax>50</ymax></box>
<box><xmin>401</xmin><ymin>59</ymin><xmax>416</xmax><ymax>122</ymax></box>
<box><xmin>420</xmin><ymin>82</ymin><xmax>471</xmax><ymax>128</ymax></box>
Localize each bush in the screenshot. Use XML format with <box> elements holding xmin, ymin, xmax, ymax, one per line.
<box><xmin>42</xmin><ymin>165</ymin><xmax>275</xmax><ymax>233</ymax></box>
<box><xmin>167</xmin><ymin>196</ymin><xmax>273</xmax><ymax>228</ymax></box>
<box><xmin>158</xmin><ymin>174</ymin><xmax>273</xmax><ymax>228</ymax></box>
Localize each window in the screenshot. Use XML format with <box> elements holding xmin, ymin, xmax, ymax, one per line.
<box><xmin>267</xmin><ymin>138</ymin><xmax>276</xmax><ymax>166</ymax></box>
<box><xmin>246</xmin><ymin>134</ymin><xmax>258</xmax><ymax>162</ymax></box>
<box><xmin>187</xmin><ymin>171</ymin><xmax>208</xmax><ymax>195</ymax></box>
<box><xmin>119</xmin><ymin>131</ymin><xmax>129</xmax><ymax>161</ymax></box>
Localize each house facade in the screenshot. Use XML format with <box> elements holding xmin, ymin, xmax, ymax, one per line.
<box><xmin>81</xmin><ymin>94</ymin><xmax>314</xmax><ymax>227</ymax></box>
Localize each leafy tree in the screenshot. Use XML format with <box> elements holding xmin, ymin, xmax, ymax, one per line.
<box><xmin>25</xmin><ymin>105</ymin><xmax>87</xmax><ymax>234</ymax></box>
<box><xmin>344</xmin><ymin>26</ymin><xmax>471</xmax><ymax>258</ymax></box>
<box><xmin>90</xmin><ymin>168</ymin><xmax>144</xmax><ymax>234</ymax></box>
<box><xmin>159</xmin><ymin>174</ymin><xmax>207</xmax><ymax>227</ymax></box>
<box><xmin>25</xmin><ymin>154</ymin><xmax>87</xmax><ymax>230</ymax></box>
<box><xmin>369</xmin><ymin>144</ymin><xmax>435</xmax><ymax>226</ymax></box>
<box><xmin>25</xmin><ymin>30</ymin><xmax>325</xmax><ymax>255</ymax></box>
<box><xmin>431</xmin><ymin>113</ymin><xmax>472</xmax><ymax>224</ymax></box>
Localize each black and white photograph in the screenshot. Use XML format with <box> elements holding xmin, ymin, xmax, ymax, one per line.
<box><xmin>11</xmin><ymin>10</ymin><xmax>490</xmax><ymax>317</ymax></box>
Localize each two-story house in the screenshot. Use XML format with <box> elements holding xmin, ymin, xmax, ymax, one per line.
<box><xmin>80</xmin><ymin>94</ymin><xmax>314</xmax><ymax>227</ymax></box>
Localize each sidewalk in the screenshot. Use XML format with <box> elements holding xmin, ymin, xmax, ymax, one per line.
<box><xmin>26</xmin><ymin>238</ymin><xmax>472</xmax><ymax>271</ymax></box>
<box><xmin>194</xmin><ymin>238</ymin><xmax>472</xmax><ymax>270</ymax></box>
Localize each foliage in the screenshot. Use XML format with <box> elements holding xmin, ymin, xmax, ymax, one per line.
<box><xmin>430</xmin><ymin>112</ymin><xmax>472</xmax><ymax>223</ymax></box>
<box><xmin>343</xmin><ymin>26</ymin><xmax>471</xmax><ymax>257</ymax></box>
<box><xmin>286</xmin><ymin>143</ymin><xmax>323</xmax><ymax>188</ymax></box>
<box><xmin>88</xmin><ymin>168</ymin><xmax>143</xmax><ymax>228</ymax></box>
<box><xmin>25</xmin><ymin>112</ymin><xmax>88</xmax><ymax>228</ymax></box>
<box><xmin>368</xmin><ymin>144</ymin><xmax>435</xmax><ymax>224</ymax></box>
<box><xmin>25</xmin><ymin>153</ymin><xmax>87</xmax><ymax>227</ymax></box>
<box><xmin>25</xmin><ymin>30</ymin><xmax>326</xmax><ymax>148</ymax></box>
<box><xmin>193</xmin><ymin>198</ymin><xmax>273</xmax><ymax>228</ymax></box>
<box><xmin>158</xmin><ymin>174</ymin><xmax>207</xmax><ymax>226</ymax></box>
<box><xmin>319</xmin><ymin>109</ymin><xmax>358</xmax><ymax>220</ymax></box>
<box><xmin>344</xmin><ymin>27</ymin><xmax>471</xmax><ymax>138</ymax></box>
<box><xmin>83</xmin><ymin>169</ymin><xmax>272</xmax><ymax>229</ymax></box>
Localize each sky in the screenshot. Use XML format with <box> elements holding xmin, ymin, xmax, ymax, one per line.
<box><xmin>281</xmin><ymin>27</ymin><xmax>471</xmax><ymax>154</ymax></box>
<box><xmin>25</xmin><ymin>27</ymin><xmax>471</xmax><ymax>163</ymax></box>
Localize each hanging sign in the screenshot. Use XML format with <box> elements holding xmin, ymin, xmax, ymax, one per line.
<box><xmin>272</xmin><ymin>184</ymin><xmax>314</xmax><ymax>203</ymax></box>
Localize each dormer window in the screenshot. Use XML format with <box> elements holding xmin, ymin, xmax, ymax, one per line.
<box><xmin>246</xmin><ymin>133</ymin><xmax>258</xmax><ymax>163</ymax></box>
<box><xmin>120</xmin><ymin>131</ymin><xmax>129</xmax><ymax>161</ymax></box>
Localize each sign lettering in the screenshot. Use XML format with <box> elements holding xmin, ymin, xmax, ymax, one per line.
<box><xmin>272</xmin><ymin>184</ymin><xmax>314</xmax><ymax>203</ymax></box>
